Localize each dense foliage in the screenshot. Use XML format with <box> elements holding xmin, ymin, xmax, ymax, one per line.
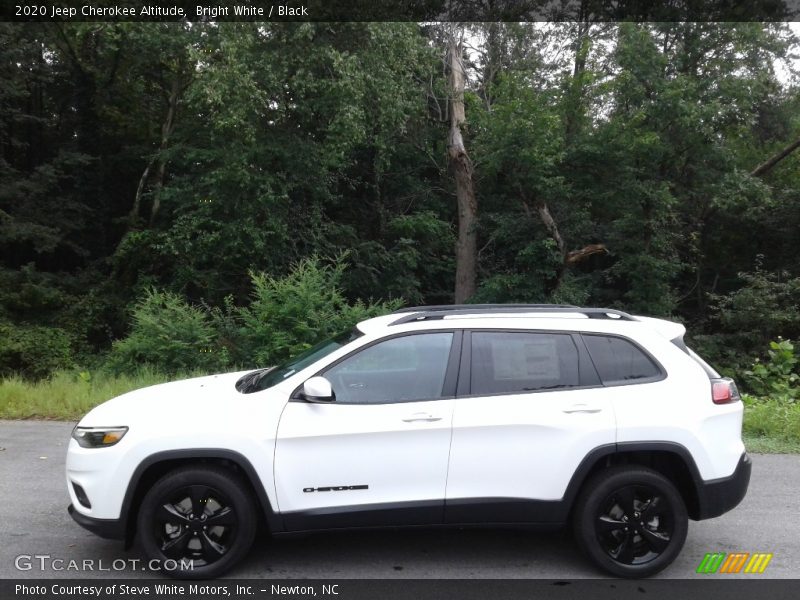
<box><xmin>1</xmin><ymin>22</ymin><xmax>799</xmax><ymax>389</ymax></box>
<box><xmin>107</xmin><ymin>257</ymin><xmax>400</xmax><ymax>375</ymax></box>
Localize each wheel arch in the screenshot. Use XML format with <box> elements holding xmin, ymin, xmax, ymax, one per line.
<box><xmin>564</xmin><ymin>442</ymin><xmax>703</xmax><ymax>521</ymax></box>
<box><xmin>120</xmin><ymin>449</ymin><xmax>283</xmax><ymax>547</ymax></box>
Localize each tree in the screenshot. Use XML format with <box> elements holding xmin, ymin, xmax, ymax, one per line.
<box><xmin>2</xmin><ymin>20</ymin><xmax>800</xmax><ymax>379</ymax></box>
<box><xmin>446</xmin><ymin>28</ymin><xmax>478</xmax><ymax>303</ymax></box>
<box><xmin>127</xmin><ymin>24</ymin><xmax>197</xmax><ymax>227</ymax></box>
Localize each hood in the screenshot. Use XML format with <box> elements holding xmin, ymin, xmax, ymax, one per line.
<box><xmin>78</xmin><ymin>371</ymin><xmax>251</xmax><ymax>428</ymax></box>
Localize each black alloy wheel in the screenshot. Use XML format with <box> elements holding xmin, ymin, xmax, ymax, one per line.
<box><xmin>137</xmin><ymin>466</ymin><xmax>258</xmax><ymax>579</ymax></box>
<box><xmin>595</xmin><ymin>484</ymin><xmax>674</xmax><ymax>565</ymax></box>
<box><xmin>573</xmin><ymin>466</ymin><xmax>688</xmax><ymax>578</ymax></box>
<box><xmin>154</xmin><ymin>484</ymin><xmax>236</xmax><ymax>566</ymax></box>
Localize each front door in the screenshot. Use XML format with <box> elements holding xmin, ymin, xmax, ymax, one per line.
<box><xmin>274</xmin><ymin>331</ymin><xmax>460</xmax><ymax>530</ymax></box>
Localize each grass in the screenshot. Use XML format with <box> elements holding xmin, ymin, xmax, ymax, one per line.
<box><xmin>743</xmin><ymin>433</ymin><xmax>800</xmax><ymax>454</ymax></box>
<box><xmin>0</xmin><ymin>368</ymin><xmax>187</xmax><ymax>420</ymax></box>
<box><xmin>1</xmin><ymin>371</ymin><xmax>799</xmax><ymax>454</ymax></box>
<box><xmin>741</xmin><ymin>395</ymin><xmax>800</xmax><ymax>453</ymax></box>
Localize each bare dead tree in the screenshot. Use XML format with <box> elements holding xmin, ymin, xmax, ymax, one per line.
<box><xmin>520</xmin><ymin>188</ymin><xmax>608</xmax><ymax>290</ymax></box>
<box><xmin>447</xmin><ymin>30</ymin><xmax>478</xmax><ymax>303</ymax></box>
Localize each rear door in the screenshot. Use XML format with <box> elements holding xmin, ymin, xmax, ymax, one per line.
<box><xmin>444</xmin><ymin>329</ymin><xmax>616</xmax><ymax>523</ymax></box>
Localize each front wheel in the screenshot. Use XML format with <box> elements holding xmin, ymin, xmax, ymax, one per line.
<box><xmin>573</xmin><ymin>466</ymin><xmax>688</xmax><ymax>578</ymax></box>
<box><xmin>137</xmin><ymin>466</ymin><xmax>258</xmax><ymax>579</ymax></box>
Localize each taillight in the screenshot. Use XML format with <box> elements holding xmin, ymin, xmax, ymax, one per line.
<box><xmin>711</xmin><ymin>378</ymin><xmax>740</xmax><ymax>405</ymax></box>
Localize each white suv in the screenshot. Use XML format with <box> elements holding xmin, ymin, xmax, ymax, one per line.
<box><xmin>66</xmin><ymin>304</ymin><xmax>750</xmax><ymax>579</ymax></box>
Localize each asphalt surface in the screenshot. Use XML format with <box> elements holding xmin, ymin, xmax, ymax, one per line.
<box><xmin>1</xmin><ymin>420</ymin><xmax>798</xmax><ymax>580</ymax></box>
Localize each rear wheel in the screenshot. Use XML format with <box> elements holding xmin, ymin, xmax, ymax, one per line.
<box><xmin>573</xmin><ymin>466</ymin><xmax>688</xmax><ymax>578</ymax></box>
<box><xmin>137</xmin><ymin>466</ymin><xmax>257</xmax><ymax>579</ymax></box>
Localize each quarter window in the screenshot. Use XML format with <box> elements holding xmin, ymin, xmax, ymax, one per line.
<box><xmin>582</xmin><ymin>334</ymin><xmax>661</xmax><ymax>384</ymax></box>
<box><xmin>324</xmin><ymin>333</ymin><xmax>453</xmax><ymax>404</ymax></box>
<box><xmin>470</xmin><ymin>332</ymin><xmax>580</xmax><ymax>395</ymax></box>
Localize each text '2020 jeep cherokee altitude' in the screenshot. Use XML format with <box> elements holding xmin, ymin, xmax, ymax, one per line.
<box><xmin>67</xmin><ymin>304</ymin><xmax>751</xmax><ymax>578</ymax></box>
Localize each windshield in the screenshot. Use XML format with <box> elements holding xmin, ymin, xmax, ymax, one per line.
<box><xmin>236</xmin><ymin>328</ymin><xmax>362</xmax><ymax>394</ymax></box>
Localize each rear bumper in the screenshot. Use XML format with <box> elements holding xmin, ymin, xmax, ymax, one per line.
<box><xmin>695</xmin><ymin>452</ymin><xmax>751</xmax><ymax>520</ymax></box>
<box><xmin>68</xmin><ymin>504</ymin><xmax>125</xmax><ymax>540</ymax></box>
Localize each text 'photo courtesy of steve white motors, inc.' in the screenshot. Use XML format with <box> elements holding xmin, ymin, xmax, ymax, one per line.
<box><xmin>13</xmin><ymin>4</ymin><xmax>308</xmax><ymax>18</ymax></box>
<box><xmin>13</xmin><ymin>582</ymin><xmax>341</xmax><ymax>598</ymax></box>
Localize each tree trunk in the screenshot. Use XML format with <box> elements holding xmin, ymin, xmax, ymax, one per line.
<box><xmin>130</xmin><ymin>157</ymin><xmax>155</xmax><ymax>225</ymax></box>
<box><xmin>520</xmin><ymin>192</ymin><xmax>607</xmax><ymax>290</ymax></box>
<box><xmin>448</xmin><ymin>36</ymin><xmax>478</xmax><ymax>303</ymax></box>
<box><xmin>130</xmin><ymin>76</ymin><xmax>181</xmax><ymax>227</ymax></box>
<box><xmin>751</xmin><ymin>136</ymin><xmax>800</xmax><ymax>178</ymax></box>
<box><xmin>564</xmin><ymin>21</ymin><xmax>591</xmax><ymax>146</ymax></box>
<box><xmin>149</xmin><ymin>76</ymin><xmax>181</xmax><ymax>225</ymax></box>
<box><xmin>520</xmin><ymin>196</ymin><xmax>567</xmax><ymax>289</ymax></box>
<box><xmin>479</xmin><ymin>22</ymin><xmax>500</xmax><ymax>112</ymax></box>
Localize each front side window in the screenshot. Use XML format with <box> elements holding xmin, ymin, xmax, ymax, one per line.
<box><xmin>324</xmin><ymin>332</ymin><xmax>454</xmax><ymax>404</ymax></box>
<box><xmin>582</xmin><ymin>334</ymin><xmax>661</xmax><ymax>385</ymax></box>
<box><xmin>470</xmin><ymin>331</ymin><xmax>580</xmax><ymax>395</ymax></box>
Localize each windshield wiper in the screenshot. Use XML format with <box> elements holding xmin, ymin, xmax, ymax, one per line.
<box><xmin>236</xmin><ymin>367</ymin><xmax>275</xmax><ymax>393</ymax></box>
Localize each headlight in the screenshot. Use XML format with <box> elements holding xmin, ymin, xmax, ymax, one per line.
<box><xmin>72</xmin><ymin>426</ymin><xmax>128</xmax><ymax>448</ymax></box>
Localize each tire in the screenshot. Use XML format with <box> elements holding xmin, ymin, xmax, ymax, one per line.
<box><xmin>137</xmin><ymin>466</ymin><xmax>258</xmax><ymax>579</ymax></box>
<box><xmin>572</xmin><ymin>465</ymin><xmax>688</xmax><ymax>578</ymax></box>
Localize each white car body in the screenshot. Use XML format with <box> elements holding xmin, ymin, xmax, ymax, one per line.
<box><xmin>66</xmin><ymin>305</ymin><xmax>751</xmax><ymax>578</ymax></box>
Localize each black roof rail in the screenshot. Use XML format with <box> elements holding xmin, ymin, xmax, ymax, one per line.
<box><xmin>389</xmin><ymin>305</ymin><xmax>636</xmax><ymax>326</ymax></box>
<box><xmin>392</xmin><ymin>303</ymin><xmax>577</xmax><ymax>314</ymax></box>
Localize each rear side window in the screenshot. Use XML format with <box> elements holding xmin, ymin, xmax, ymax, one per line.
<box><xmin>471</xmin><ymin>332</ymin><xmax>580</xmax><ymax>395</ymax></box>
<box><xmin>583</xmin><ymin>334</ymin><xmax>661</xmax><ymax>385</ymax></box>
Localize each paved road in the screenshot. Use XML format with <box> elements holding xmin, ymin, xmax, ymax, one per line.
<box><xmin>1</xmin><ymin>420</ymin><xmax>797</xmax><ymax>580</ymax></box>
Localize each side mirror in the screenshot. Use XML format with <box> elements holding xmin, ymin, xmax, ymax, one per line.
<box><xmin>302</xmin><ymin>376</ymin><xmax>335</xmax><ymax>403</ymax></box>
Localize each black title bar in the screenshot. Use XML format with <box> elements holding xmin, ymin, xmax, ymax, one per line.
<box><xmin>1</xmin><ymin>0</ymin><xmax>798</xmax><ymax>22</ymax></box>
<box><xmin>4</xmin><ymin>579</ymin><xmax>800</xmax><ymax>600</ymax></box>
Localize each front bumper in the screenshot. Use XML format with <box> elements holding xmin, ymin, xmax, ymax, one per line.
<box><xmin>68</xmin><ymin>504</ymin><xmax>125</xmax><ymax>540</ymax></box>
<box><xmin>695</xmin><ymin>452</ymin><xmax>752</xmax><ymax>520</ymax></box>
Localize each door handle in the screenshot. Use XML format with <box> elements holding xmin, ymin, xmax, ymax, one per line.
<box><xmin>563</xmin><ymin>404</ymin><xmax>602</xmax><ymax>414</ymax></box>
<box><xmin>402</xmin><ymin>413</ymin><xmax>442</xmax><ymax>423</ymax></box>
<box><xmin>348</xmin><ymin>382</ymin><xmax>365</xmax><ymax>389</ymax></box>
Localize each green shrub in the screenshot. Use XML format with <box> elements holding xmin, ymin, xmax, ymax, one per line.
<box><xmin>688</xmin><ymin>332</ymin><xmax>753</xmax><ymax>379</ymax></box>
<box><xmin>233</xmin><ymin>257</ymin><xmax>403</xmax><ymax>367</ymax></box>
<box><xmin>743</xmin><ymin>338</ymin><xmax>799</xmax><ymax>403</ymax></box>
<box><xmin>742</xmin><ymin>394</ymin><xmax>800</xmax><ymax>445</ymax></box>
<box><xmin>0</xmin><ymin>321</ymin><xmax>73</xmax><ymax>379</ymax></box>
<box><xmin>715</xmin><ymin>270</ymin><xmax>800</xmax><ymax>347</ymax></box>
<box><xmin>106</xmin><ymin>257</ymin><xmax>402</xmax><ymax>375</ymax></box>
<box><xmin>738</xmin><ymin>339</ymin><xmax>800</xmax><ymax>451</ymax></box>
<box><xmin>107</xmin><ymin>289</ymin><xmax>230</xmax><ymax>375</ymax></box>
<box><xmin>694</xmin><ymin>269</ymin><xmax>800</xmax><ymax>374</ymax></box>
